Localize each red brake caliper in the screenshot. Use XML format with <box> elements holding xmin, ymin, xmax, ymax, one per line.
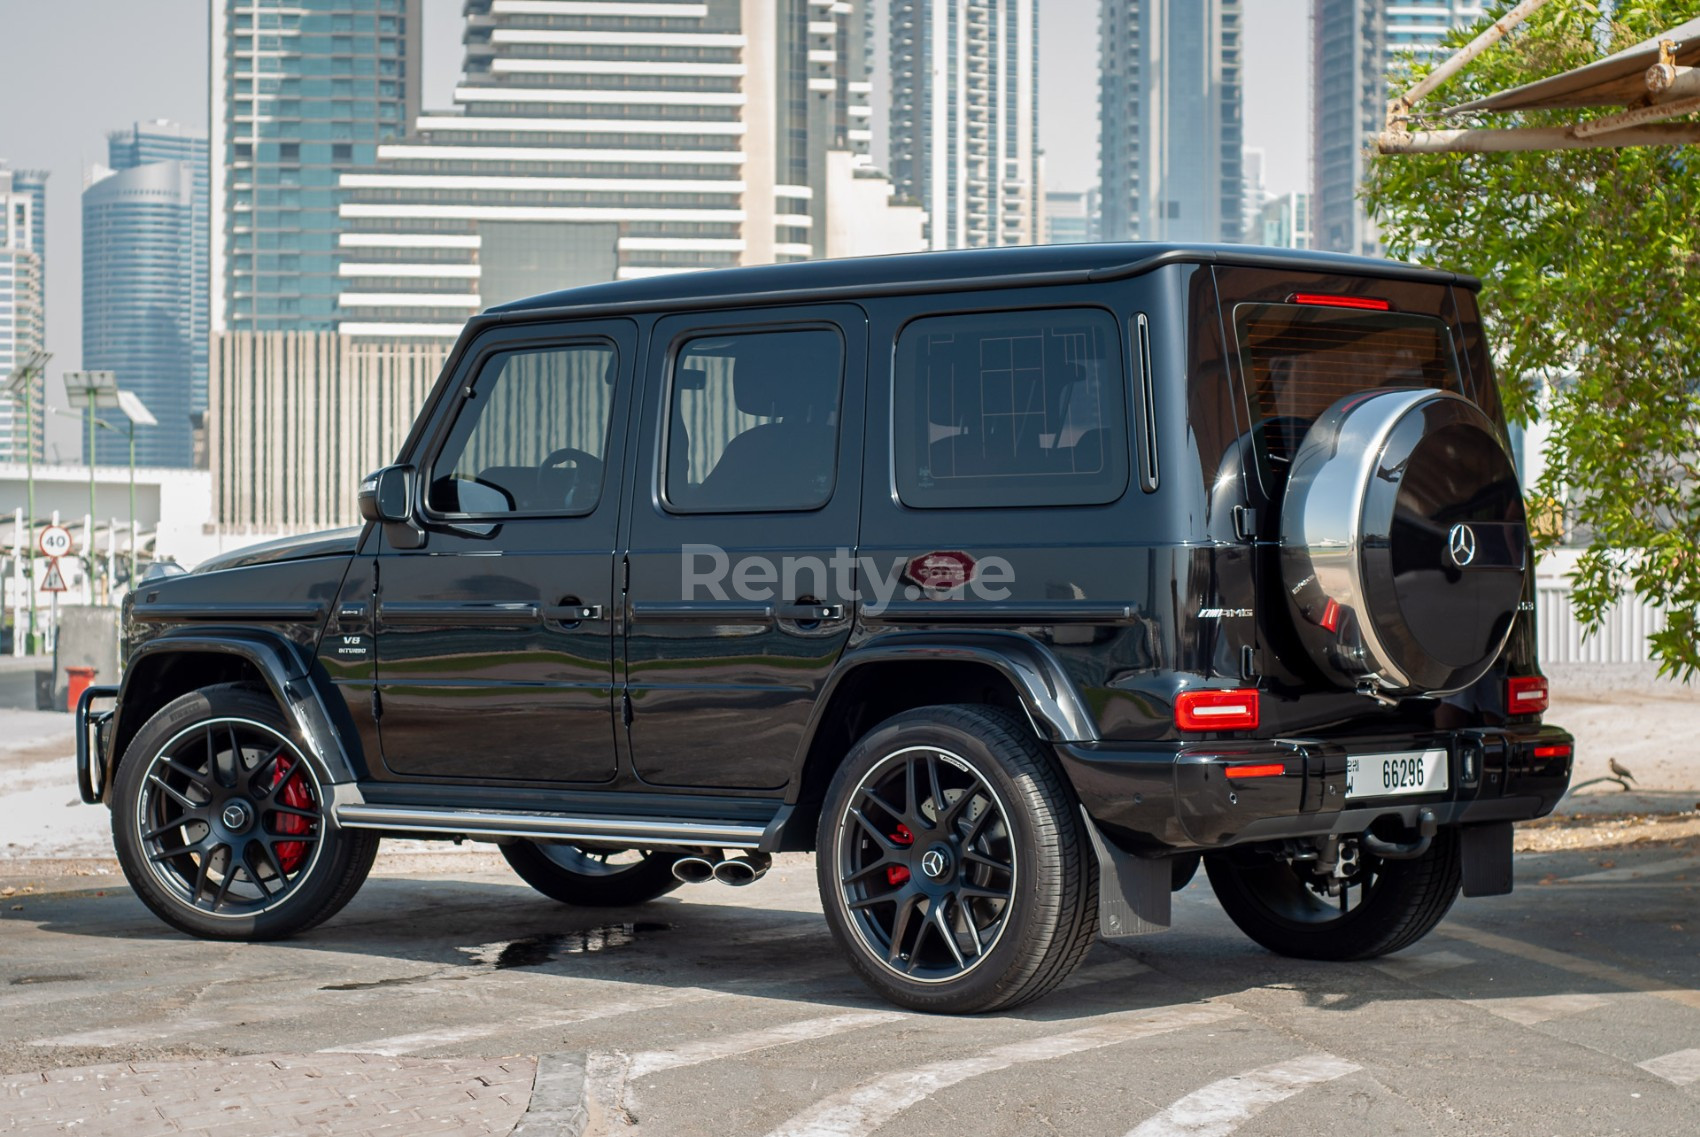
<box><xmin>886</xmin><ymin>823</ymin><xmax>914</xmax><ymax>885</ymax></box>
<box><xmin>270</xmin><ymin>756</ymin><xmax>313</xmax><ymax>874</ymax></box>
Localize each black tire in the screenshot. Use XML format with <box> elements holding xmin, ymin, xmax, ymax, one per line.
<box><xmin>110</xmin><ymin>684</ymin><xmax>378</xmax><ymax>941</ymax></box>
<box><xmin>815</xmin><ymin>704</ymin><xmax>1098</xmax><ymax>1014</ymax></box>
<box><xmin>1205</xmin><ymin>829</ymin><xmax>1462</xmax><ymax>961</ymax></box>
<box><xmin>499</xmin><ymin>841</ymin><xmax>683</xmax><ymax>907</ymax></box>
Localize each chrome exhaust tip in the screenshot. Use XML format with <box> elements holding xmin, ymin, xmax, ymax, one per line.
<box><xmin>712</xmin><ymin>853</ymin><xmax>771</xmax><ymax>886</ymax></box>
<box><xmin>671</xmin><ymin>856</ymin><xmax>717</xmax><ymax>884</ymax></box>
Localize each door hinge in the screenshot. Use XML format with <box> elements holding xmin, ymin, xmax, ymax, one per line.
<box><xmin>1233</xmin><ymin>505</ymin><xmax>1259</xmax><ymax>542</ymax></box>
<box><xmin>370</xmin><ymin>687</ymin><xmax>383</xmax><ymax>722</ymax></box>
<box><xmin>621</xmin><ymin>692</ymin><xmax>633</xmax><ymax>727</ymax></box>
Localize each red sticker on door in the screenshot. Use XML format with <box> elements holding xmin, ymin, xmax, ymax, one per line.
<box><xmin>905</xmin><ymin>550</ymin><xmax>977</xmax><ymax>596</ymax></box>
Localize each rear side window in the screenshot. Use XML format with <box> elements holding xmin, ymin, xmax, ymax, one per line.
<box><xmin>893</xmin><ymin>308</ymin><xmax>1128</xmax><ymax>509</ymax></box>
<box><xmin>1233</xmin><ymin>302</ymin><xmax>1463</xmax><ymax>477</ymax></box>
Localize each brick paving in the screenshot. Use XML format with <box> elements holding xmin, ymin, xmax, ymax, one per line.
<box><xmin>0</xmin><ymin>1052</ymin><xmax>537</xmax><ymax>1136</ymax></box>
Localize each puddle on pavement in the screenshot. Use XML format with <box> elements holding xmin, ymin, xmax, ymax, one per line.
<box><xmin>317</xmin><ymin>922</ymin><xmax>671</xmax><ymax>991</ymax></box>
<box><xmin>9</xmin><ymin>974</ymin><xmax>88</xmax><ymax>985</ymax></box>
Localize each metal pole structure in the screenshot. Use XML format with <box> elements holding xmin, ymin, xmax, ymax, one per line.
<box><xmin>129</xmin><ymin>421</ymin><xmax>137</xmax><ymax>587</ymax></box>
<box><xmin>24</xmin><ymin>368</ymin><xmax>37</xmax><ymax>653</ymax></box>
<box><xmin>86</xmin><ymin>409</ymin><xmax>98</xmax><ymax>600</ymax></box>
<box><xmin>1385</xmin><ymin>0</ymin><xmax>1551</xmax><ymax>131</ymax></box>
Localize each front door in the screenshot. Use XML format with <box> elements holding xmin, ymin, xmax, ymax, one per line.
<box><xmin>622</xmin><ymin>306</ymin><xmax>866</xmax><ymax>790</ymax></box>
<box><xmin>374</xmin><ymin>320</ymin><xmax>635</xmax><ymax>784</ymax></box>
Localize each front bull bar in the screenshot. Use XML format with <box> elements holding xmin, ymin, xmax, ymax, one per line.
<box><xmin>75</xmin><ymin>684</ymin><xmax>120</xmax><ymax>804</ymax></box>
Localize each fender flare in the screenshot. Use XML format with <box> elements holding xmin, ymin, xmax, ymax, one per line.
<box><xmin>796</xmin><ymin>630</ymin><xmax>1101</xmax><ymax>762</ymax></box>
<box><xmin>105</xmin><ymin>630</ymin><xmax>362</xmax><ymax>795</ymax></box>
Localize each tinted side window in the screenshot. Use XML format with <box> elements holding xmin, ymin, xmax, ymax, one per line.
<box><xmin>894</xmin><ymin>308</ymin><xmax>1129</xmax><ymax>509</ymax></box>
<box><xmin>428</xmin><ymin>342</ymin><xmax>616</xmax><ymax>516</ymax></box>
<box><xmin>666</xmin><ymin>328</ymin><xmax>843</xmax><ymax>514</ymax></box>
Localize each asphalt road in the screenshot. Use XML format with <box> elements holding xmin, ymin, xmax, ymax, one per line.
<box><xmin>3</xmin><ymin>838</ymin><xmax>1697</xmax><ymax>1137</ymax></box>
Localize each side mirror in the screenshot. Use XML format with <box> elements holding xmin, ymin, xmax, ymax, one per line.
<box><xmin>358</xmin><ymin>465</ymin><xmax>415</xmax><ymax>524</ymax></box>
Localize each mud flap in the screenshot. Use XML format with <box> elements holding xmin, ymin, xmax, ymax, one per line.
<box><xmin>1460</xmin><ymin>820</ymin><xmax>1514</xmax><ymax>897</ymax></box>
<box><xmin>1081</xmin><ymin>807</ymin><xmax>1170</xmax><ymax>938</ymax></box>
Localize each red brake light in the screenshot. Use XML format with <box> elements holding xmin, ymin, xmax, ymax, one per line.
<box><xmin>1176</xmin><ymin>689</ymin><xmax>1261</xmax><ymax>732</ymax></box>
<box><xmin>1223</xmin><ymin>763</ymin><xmax>1286</xmax><ymax>779</ymax></box>
<box><xmin>1290</xmin><ymin>292</ymin><xmax>1393</xmax><ymax>311</ymax></box>
<box><xmin>1533</xmin><ymin>744</ymin><xmax>1571</xmax><ymax>759</ymax></box>
<box><xmin>1507</xmin><ymin>676</ymin><xmax>1549</xmax><ymax>715</ymax></box>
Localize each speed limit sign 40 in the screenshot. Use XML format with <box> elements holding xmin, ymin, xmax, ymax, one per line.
<box><xmin>38</xmin><ymin>525</ymin><xmax>73</xmax><ymax>559</ymax></box>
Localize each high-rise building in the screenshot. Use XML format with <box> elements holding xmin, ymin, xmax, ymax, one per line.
<box><xmin>1044</xmin><ymin>188</ymin><xmax>1099</xmax><ymax>244</ymax></box>
<box><xmin>1100</xmin><ymin>0</ymin><xmax>1243</xmax><ymax>245</ymax></box>
<box><xmin>333</xmin><ymin>0</ymin><xmax>922</xmax><ymax>339</ymax></box>
<box><xmin>84</xmin><ymin>121</ymin><xmax>211</xmax><ymax>467</ymax></box>
<box><xmin>1312</xmin><ymin>0</ymin><xmax>1482</xmax><ymax>256</ymax></box>
<box><xmin>1257</xmin><ymin>190</ymin><xmax>1312</xmax><ymax>249</ymax></box>
<box><xmin>887</xmin><ymin>0</ymin><xmax>1041</xmax><ymax>250</ymax></box>
<box><xmin>210</xmin><ymin>0</ymin><xmax>422</xmax><ymax>333</ymax></box>
<box><xmin>0</xmin><ymin>166</ymin><xmax>47</xmax><ymax>462</ymax></box>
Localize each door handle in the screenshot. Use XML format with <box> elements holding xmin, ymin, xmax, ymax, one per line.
<box><xmin>777</xmin><ymin>602</ymin><xmax>845</xmax><ymax>622</ymax></box>
<box><xmin>543</xmin><ymin>603</ymin><xmax>605</xmax><ymax>623</ymax></box>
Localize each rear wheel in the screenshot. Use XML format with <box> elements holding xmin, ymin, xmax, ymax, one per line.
<box><xmin>110</xmin><ymin>684</ymin><xmax>378</xmax><ymax>941</ymax></box>
<box><xmin>816</xmin><ymin>704</ymin><xmax>1097</xmax><ymax>1014</ymax></box>
<box><xmin>500</xmin><ymin>841</ymin><xmax>682</xmax><ymax>907</ymax></box>
<box><xmin>1204</xmin><ymin>830</ymin><xmax>1461</xmax><ymax>960</ymax></box>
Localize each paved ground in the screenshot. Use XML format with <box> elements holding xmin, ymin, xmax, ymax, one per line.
<box><xmin>1</xmin><ymin>686</ymin><xmax>1696</xmax><ymax>1137</ymax></box>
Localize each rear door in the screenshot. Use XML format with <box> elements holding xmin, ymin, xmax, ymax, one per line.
<box><xmin>621</xmin><ymin>306</ymin><xmax>866</xmax><ymax>791</ymax></box>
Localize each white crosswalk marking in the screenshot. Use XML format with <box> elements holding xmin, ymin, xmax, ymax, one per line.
<box><xmin>627</xmin><ymin>1011</ymin><xmax>907</xmax><ymax>1080</ymax></box>
<box><xmin>760</xmin><ymin>1002</ymin><xmax>1239</xmax><ymax>1137</ymax></box>
<box><xmin>1124</xmin><ymin>1053</ymin><xmax>1362</xmax><ymax>1137</ymax></box>
<box><xmin>1370</xmin><ymin>948</ymin><xmax>1475</xmax><ymax>978</ymax></box>
<box><xmin>1638</xmin><ymin>1048</ymin><xmax>1700</xmax><ymax>1086</ymax></box>
<box><xmin>1563</xmin><ymin>856</ymin><xmax>1698</xmax><ymax>883</ymax></box>
<box><xmin>1467</xmin><ymin>992</ymin><xmax>1610</xmax><ymax>1026</ymax></box>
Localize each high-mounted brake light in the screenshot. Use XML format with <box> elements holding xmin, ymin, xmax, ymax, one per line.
<box><xmin>1224</xmin><ymin>763</ymin><xmax>1286</xmax><ymax>779</ymax></box>
<box><xmin>1290</xmin><ymin>292</ymin><xmax>1393</xmax><ymax>311</ymax></box>
<box><xmin>1507</xmin><ymin>675</ymin><xmax>1549</xmax><ymax>715</ymax></box>
<box><xmin>1175</xmin><ymin>689</ymin><xmax>1261</xmax><ymax>732</ymax></box>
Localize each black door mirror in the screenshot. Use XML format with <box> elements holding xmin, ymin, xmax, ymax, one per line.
<box><xmin>358</xmin><ymin>465</ymin><xmax>415</xmax><ymax>524</ymax></box>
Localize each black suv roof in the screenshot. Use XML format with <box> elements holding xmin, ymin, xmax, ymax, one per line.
<box><xmin>485</xmin><ymin>242</ymin><xmax>1480</xmax><ymax>322</ymax></box>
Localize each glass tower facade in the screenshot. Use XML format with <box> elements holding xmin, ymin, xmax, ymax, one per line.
<box><xmin>0</xmin><ymin>166</ymin><xmax>47</xmax><ymax>462</ymax></box>
<box><xmin>210</xmin><ymin>0</ymin><xmax>422</xmax><ymax>332</ymax></box>
<box><xmin>1312</xmin><ymin>0</ymin><xmax>1483</xmax><ymax>255</ymax></box>
<box><xmin>1099</xmin><ymin>0</ymin><xmax>1243</xmax><ymax>244</ymax></box>
<box><xmin>83</xmin><ymin>122</ymin><xmax>210</xmax><ymax>467</ymax></box>
<box><xmin>887</xmin><ymin>0</ymin><xmax>1040</xmax><ymax>250</ymax></box>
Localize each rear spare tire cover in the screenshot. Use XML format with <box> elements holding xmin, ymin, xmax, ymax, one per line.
<box><xmin>1279</xmin><ymin>389</ymin><xmax>1528</xmax><ymax>695</ymax></box>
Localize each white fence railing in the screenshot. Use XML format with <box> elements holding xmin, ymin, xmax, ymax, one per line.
<box><xmin>1535</xmin><ymin>576</ymin><xmax>1667</xmax><ymax>664</ymax></box>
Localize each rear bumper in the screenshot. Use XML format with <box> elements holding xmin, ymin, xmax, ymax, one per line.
<box><xmin>1059</xmin><ymin>724</ymin><xmax>1573</xmax><ymax>852</ymax></box>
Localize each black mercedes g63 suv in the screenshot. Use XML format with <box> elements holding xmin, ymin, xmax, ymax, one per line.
<box><xmin>77</xmin><ymin>243</ymin><xmax>1573</xmax><ymax>1014</ymax></box>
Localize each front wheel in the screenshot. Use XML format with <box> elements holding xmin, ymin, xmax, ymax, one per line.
<box><xmin>816</xmin><ymin>704</ymin><xmax>1098</xmax><ymax>1014</ymax></box>
<box><xmin>110</xmin><ymin>684</ymin><xmax>378</xmax><ymax>941</ymax></box>
<box><xmin>1205</xmin><ymin>829</ymin><xmax>1461</xmax><ymax>961</ymax></box>
<box><xmin>499</xmin><ymin>841</ymin><xmax>682</xmax><ymax>907</ymax></box>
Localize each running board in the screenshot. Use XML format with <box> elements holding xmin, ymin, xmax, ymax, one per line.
<box><xmin>332</xmin><ymin>804</ymin><xmax>771</xmax><ymax>849</ymax></box>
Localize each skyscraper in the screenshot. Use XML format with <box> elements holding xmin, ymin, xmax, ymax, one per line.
<box><xmin>1099</xmin><ymin>0</ymin><xmax>1244</xmax><ymax>244</ymax></box>
<box><xmin>0</xmin><ymin>165</ymin><xmax>47</xmax><ymax>462</ymax></box>
<box><xmin>1312</xmin><ymin>0</ymin><xmax>1483</xmax><ymax>256</ymax></box>
<box><xmin>83</xmin><ymin>121</ymin><xmax>210</xmax><ymax>467</ymax></box>
<box><xmin>887</xmin><ymin>0</ymin><xmax>1041</xmax><ymax>250</ymax></box>
<box><xmin>210</xmin><ymin>0</ymin><xmax>422</xmax><ymax>333</ymax></box>
<box><xmin>333</xmin><ymin>0</ymin><xmax>922</xmax><ymax>339</ymax></box>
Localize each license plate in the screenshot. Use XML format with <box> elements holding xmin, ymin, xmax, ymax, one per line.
<box><xmin>1346</xmin><ymin>749</ymin><xmax>1449</xmax><ymax>799</ymax></box>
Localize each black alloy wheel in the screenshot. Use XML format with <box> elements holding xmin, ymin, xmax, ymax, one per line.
<box><xmin>500</xmin><ymin>840</ymin><xmax>683</xmax><ymax>906</ymax></box>
<box><xmin>112</xmin><ymin>685</ymin><xmax>377</xmax><ymax>941</ymax></box>
<box><xmin>1205</xmin><ymin>828</ymin><xmax>1462</xmax><ymax>961</ymax></box>
<box><xmin>817</xmin><ymin>704</ymin><xmax>1097</xmax><ymax>1014</ymax></box>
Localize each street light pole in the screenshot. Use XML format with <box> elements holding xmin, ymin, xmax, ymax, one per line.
<box><xmin>4</xmin><ymin>349</ymin><xmax>51</xmax><ymax>654</ymax></box>
<box><xmin>63</xmin><ymin>372</ymin><xmax>119</xmax><ymax>604</ymax></box>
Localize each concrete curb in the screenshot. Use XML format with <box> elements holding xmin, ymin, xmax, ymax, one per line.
<box><xmin>511</xmin><ymin>1052</ymin><xmax>591</xmax><ymax>1136</ymax></box>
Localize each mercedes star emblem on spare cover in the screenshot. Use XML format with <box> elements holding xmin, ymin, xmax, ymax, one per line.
<box><xmin>1447</xmin><ymin>522</ymin><xmax>1478</xmax><ymax>568</ymax></box>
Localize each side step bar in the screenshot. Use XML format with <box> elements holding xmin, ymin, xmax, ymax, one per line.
<box><xmin>332</xmin><ymin>803</ymin><xmax>769</xmax><ymax>849</ymax></box>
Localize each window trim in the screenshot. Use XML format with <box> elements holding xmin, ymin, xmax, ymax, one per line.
<box><xmin>656</xmin><ymin>319</ymin><xmax>848</xmax><ymax>517</ymax></box>
<box><xmin>888</xmin><ymin>304</ymin><xmax>1133</xmax><ymax>512</ymax></box>
<box><xmin>419</xmin><ymin>334</ymin><xmax>622</xmax><ymax>523</ymax></box>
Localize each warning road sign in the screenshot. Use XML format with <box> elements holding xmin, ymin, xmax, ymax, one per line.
<box><xmin>38</xmin><ymin>525</ymin><xmax>72</xmax><ymax>559</ymax></box>
<box><xmin>40</xmin><ymin>558</ymin><xmax>68</xmax><ymax>593</ymax></box>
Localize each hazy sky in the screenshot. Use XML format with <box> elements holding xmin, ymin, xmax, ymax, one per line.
<box><xmin>0</xmin><ymin>0</ymin><xmax>1311</xmax><ymax>455</ymax></box>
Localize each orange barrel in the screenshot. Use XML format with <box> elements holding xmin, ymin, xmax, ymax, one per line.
<box><xmin>65</xmin><ymin>666</ymin><xmax>98</xmax><ymax>714</ymax></box>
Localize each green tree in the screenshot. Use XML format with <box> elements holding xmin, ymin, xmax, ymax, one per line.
<box><xmin>1365</xmin><ymin>0</ymin><xmax>1700</xmax><ymax>678</ymax></box>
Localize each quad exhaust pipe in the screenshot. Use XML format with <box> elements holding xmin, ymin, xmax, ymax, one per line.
<box><xmin>671</xmin><ymin>852</ymin><xmax>771</xmax><ymax>886</ymax></box>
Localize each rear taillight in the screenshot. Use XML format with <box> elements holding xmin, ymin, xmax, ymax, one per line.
<box><xmin>1175</xmin><ymin>689</ymin><xmax>1260</xmax><ymax>732</ymax></box>
<box><xmin>1223</xmin><ymin>763</ymin><xmax>1285</xmax><ymax>779</ymax></box>
<box><xmin>1507</xmin><ymin>675</ymin><xmax>1549</xmax><ymax>715</ymax></box>
<box><xmin>1533</xmin><ymin>744</ymin><xmax>1571</xmax><ymax>759</ymax></box>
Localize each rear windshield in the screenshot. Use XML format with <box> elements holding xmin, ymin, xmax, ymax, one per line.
<box><xmin>1233</xmin><ymin>302</ymin><xmax>1464</xmax><ymax>481</ymax></box>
